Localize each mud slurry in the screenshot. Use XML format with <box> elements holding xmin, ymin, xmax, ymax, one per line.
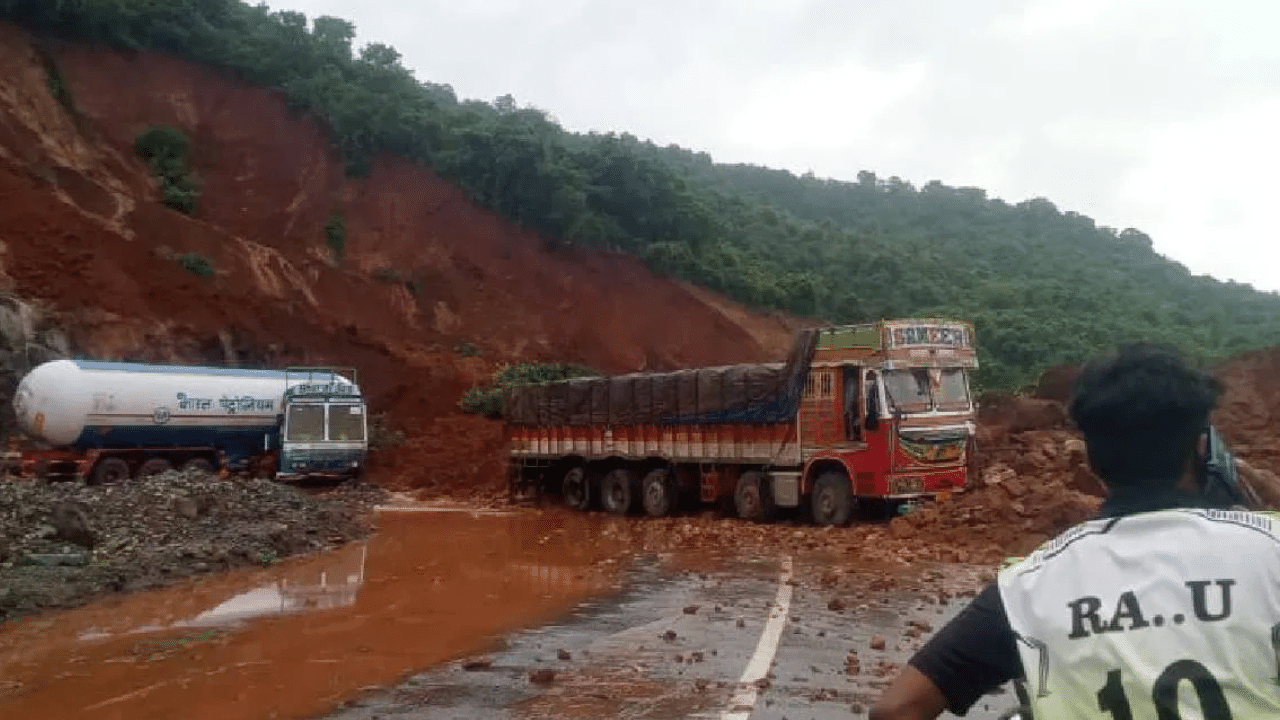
<box><xmin>322</xmin><ymin>548</ymin><xmax>1012</xmax><ymax>720</ymax></box>
<box><xmin>0</xmin><ymin>507</ymin><xmax>631</xmax><ymax>720</ymax></box>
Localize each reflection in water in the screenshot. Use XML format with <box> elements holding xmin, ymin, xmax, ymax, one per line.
<box><xmin>499</xmin><ymin>563</ymin><xmax>614</xmax><ymax>595</ymax></box>
<box><xmin>184</xmin><ymin>543</ymin><xmax>367</xmax><ymax>627</ymax></box>
<box><xmin>76</xmin><ymin>541</ymin><xmax>368</xmax><ymax>642</ymax></box>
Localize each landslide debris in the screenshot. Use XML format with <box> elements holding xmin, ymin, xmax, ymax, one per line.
<box><xmin>1214</xmin><ymin>345</ymin><xmax>1280</xmax><ymax>476</ymax></box>
<box><xmin>0</xmin><ymin>469</ymin><xmax>385</xmax><ymax>622</ymax></box>
<box><xmin>885</xmin><ymin>392</ymin><xmax>1102</xmax><ymax>564</ymax></box>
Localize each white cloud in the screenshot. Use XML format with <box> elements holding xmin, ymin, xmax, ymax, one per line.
<box><xmin>722</xmin><ymin>60</ymin><xmax>929</xmax><ymax>158</ymax></box>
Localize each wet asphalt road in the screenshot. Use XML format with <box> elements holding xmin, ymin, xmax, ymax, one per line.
<box><xmin>320</xmin><ymin>551</ymin><xmax>1016</xmax><ymax>720</ymax></box>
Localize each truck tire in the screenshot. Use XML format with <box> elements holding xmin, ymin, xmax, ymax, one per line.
<box><xmin>811</xmin><ymin>471</ymin><xmax>854</xmax><ymax>527</ymax></box>
<box><xmin>735</xmin><ymin>471</ymin><xmax>776</xmax><ymax>522</ymax></box>
<box><xmin>138</xmin><ymin>458</ymin><xmax>173</xmax><ymax>478</ymax></box>
<box><xmin>600</xmin><ymin>469</ymin><xmax>638</xmax><ymax>515</ymax></box>
<box><xmin>182</xmin><ymin>457</ymin><xmax>216</xmax><ymax>475</ymax></box>
<box><xmin>641</xmin><ymin>468</ymin><xmax>676</xmax><ymax>518</ymax></box>
<box><xmin>90</xmin><ymin>457</ymin><xmax>131</xmax><ymax>485</ymax></box>
<box><xmin>562</xmin><ymin>466</ymin><xmax>590</xmax><ymax>511</ymax></box>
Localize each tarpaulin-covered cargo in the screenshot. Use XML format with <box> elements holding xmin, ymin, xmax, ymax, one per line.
<box><xmin>503</xmin><ymin>329</ymin><xmax>819</xmax><ymax>426</ymax></box>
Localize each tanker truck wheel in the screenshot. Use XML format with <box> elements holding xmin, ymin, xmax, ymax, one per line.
<box><xmin>600</xmin><ymin>469</ymin><xmax>638</xmax><ymax>515</ymax></box>
<box><xmin>641</xmin><ymin>468</ymin><xmax>676</xmax><ymax>518</ymax></box>
<box><xmin>90</xmin><ymin>457</ymin><xmax>131</xmax><ymax>485</ymax></box>
<box><xmin>735</xmin><ymin>471</ymin><xmax>776</xmax><ymax>523</ymax></box>
<box><xmin>137</xmin><ymin>458</ymin><xmax>174</xmax><ymax>478</ymax></box>
<box><xmin>561</xmin><ymin>466</ymin><xmax>590</xmax><ymax>511</ymax></box>
<box><xmin>810</xmin><ymin>471</ymin><xmax>854</xmax><ymax>527</ymax></box>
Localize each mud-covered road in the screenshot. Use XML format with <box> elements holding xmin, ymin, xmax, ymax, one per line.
<box><xmin>0</xmin><ymin>502</ymin><xmax>1013</xmax><ymax>720</ymax></box>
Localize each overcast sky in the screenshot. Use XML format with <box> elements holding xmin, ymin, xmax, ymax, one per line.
<box><xmin>286</xmin><ymin>0</ymin><xmax>1279</xmax><ymax>293</ymax></box>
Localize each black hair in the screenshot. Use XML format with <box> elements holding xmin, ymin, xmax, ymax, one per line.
<box><xmin>1068</xmin><ymin>342</ymin><xmax>1222</xmax><ymax>488</ymax></box>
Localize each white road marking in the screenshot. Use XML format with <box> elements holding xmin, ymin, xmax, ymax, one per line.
<box><xmin>720</xmin><ymin>555</ymin><xmax>795</xmax><ymax>720</ymax></box>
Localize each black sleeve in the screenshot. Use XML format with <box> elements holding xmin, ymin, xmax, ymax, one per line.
<box><xmin>907</xmin><ymin>582</ymin><xmax>1023</xmax><ymax>716</ymax></box>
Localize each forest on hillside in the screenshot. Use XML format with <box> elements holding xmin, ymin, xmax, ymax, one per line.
<box><xmin>4</xmin><ymin>0</ymin><xmax>1279</xmax><ymax>388</ymax></box>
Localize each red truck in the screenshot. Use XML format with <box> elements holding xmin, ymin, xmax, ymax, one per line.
<box><xmin>504</xmin><ymin>318</ymin><xmax>978</xmax><ymax>525</ymax></box>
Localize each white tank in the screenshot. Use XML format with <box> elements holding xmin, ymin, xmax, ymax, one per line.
<box><xmin>13</xmin><ymin>360</ymin><xmax>361</xmax><ymax>447</ymax></box>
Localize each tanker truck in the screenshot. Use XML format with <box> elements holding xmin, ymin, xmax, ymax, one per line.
<box><xmin>8</xmin><ymin>360</ymin><xmax>369</xmax><ymax>484</ymax></box>
<box><xmin>505</xmin><ymin>318</ymin><xmax>979</xmax><ymax>526</ymax></box>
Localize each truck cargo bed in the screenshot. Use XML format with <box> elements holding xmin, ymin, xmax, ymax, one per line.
<box><xmin>503</xmin><ymin>330</ymin><xmax>819</xmax><ymax>427</ymax></box>
<box><xmin>507</xmin><ymin>422</ymin><xmax>801</xmax><ymax>465</ymax></box>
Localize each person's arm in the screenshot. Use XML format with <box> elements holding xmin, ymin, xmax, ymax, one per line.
<box><xmin>870</xmin><ymin>665</ymin><xmax>950</xmax><ymax>720</ymax></box>
<box><xmin>871</xmin><ymin>583</ymin><xmax>1022</xmax><ymax>719</ymax></box>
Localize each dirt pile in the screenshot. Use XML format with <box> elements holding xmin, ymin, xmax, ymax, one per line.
<box><xmin>884</xmin><ymin>386</ymin><xmax>1102</xmax><ymax>563</ymax></box>
<box><xmin>1213</xmin><ymin>346</ymin><xmax>1280</xmax><ymax>476</ymax></box>
<box><xmin>886</xmin><ymin>429</ymin><xmax>1102</xmax><ymax>563</ymax></box>
<box><xmin>0</xmin><ymin>470</ymin><xmax>385</xmax><ymax>621</ymax></box>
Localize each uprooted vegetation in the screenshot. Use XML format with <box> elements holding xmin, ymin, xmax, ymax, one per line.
<box><xmin>134</xmin><ymin>124</ymin><xmax>200</xmax><ymax>214</ymax></box>
<box><xmin>459</xmin><ymin>362</ymin><xmax>600</xmax><ymax>419</ymax></box>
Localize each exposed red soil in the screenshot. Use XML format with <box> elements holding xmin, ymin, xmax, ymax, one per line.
<box><xmin>1212</xmin><ymin>346</ymin><xmax>1280</xmax><ymax>476</ymax></box>
<box><xmin>0</xmin><ymin>23</ymin><xmax>801</xmax><ymax>491</ymax></box>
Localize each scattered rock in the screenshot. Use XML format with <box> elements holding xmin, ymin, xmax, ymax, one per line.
<box><xmin>528</xmin><ymin>669</ymin><xmax>556</xmax><ymax>685</ymax></box>
<box><xmin>869</xmin><ymin>635</ymin><xmax>886</xmax><ymax>650</ymax></box>
<box><xmin>462</xmin><ymin>658</ymin><xmax>493</xmax><ymax>671</ymax></box>
<box><xmin>0</xmin><ymin>471</ymin><xmax>384</xmax><ymax>623</ymax></box>
<box><xmin>556</xmin><ymin>649</ymin><xmax>571</xmax><ymax>661</ymax></box>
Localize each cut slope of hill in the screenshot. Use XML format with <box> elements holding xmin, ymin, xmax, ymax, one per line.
<box><xmin>3</xmin><ymin>1</ymin><xmax>1275</xmax><ymax>388</ymax></box>
<box><xmin>0</xmin><ymin>22</ymin><xmax>800</xmax><ymax>490</ymax></box>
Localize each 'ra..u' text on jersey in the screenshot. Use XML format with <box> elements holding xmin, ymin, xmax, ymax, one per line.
<box><xmin>997</xmin><ymin>508</ymin><xmax>1280</xmax><ymax>719</ymax></box>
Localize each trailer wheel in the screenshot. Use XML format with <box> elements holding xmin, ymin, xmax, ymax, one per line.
<box><xmin>735</xmin><ymin>471</ymin><xmax>776</xmax><ymax>522</ymax></box>
<box><xmin>600</xmin><ymin>469</ymin><xmax>638</xmax><ymax>515</ymax></box>
<box><xmin>181</xmin><ymin>458</ymin><xmax>216</xmax><ymax>475</ymax></box>
<box><xmin>811</xmin><ymin>471</ymin><xmax>854</xmax><ymax>527</ymax></box>
<box><xmin>90</xmin><ymin>457</ymin><xmax>131</xmax><ymax>485</ymax></box>
<box><xmin>641</xmin><ymin>468</ymin><xmax>676</xmax><ymax>518</ymax></box>
<box><xmin>137</xmin><ymin>458</ymin><xmax>174</xmax><ymax>478</ymax></box>
<box><xmin>562</xmin><ymin>466</ymin><xmax>590</xmax><ymax>511</ymax></box>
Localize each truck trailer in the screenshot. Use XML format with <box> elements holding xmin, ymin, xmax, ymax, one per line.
<box><xmin>504</xmin><ymin>318</ymin><xmax>978</xmax><ymax>526</ymax></box>
<box><xmin>9</xmin><ymin>360</ymin><xmax>369</xmax><ymax>484</ymax></box>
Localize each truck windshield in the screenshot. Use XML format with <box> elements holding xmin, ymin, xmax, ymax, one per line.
<box><xmin>328</xmin><ymin>403</ymin><xmax>366</xmax><ymax>442</ymax></box>
<box><xmin>286</xmin><ymin>404</ymin><xmax>326</xmax><ymax>442</ymax></box>
<box><xmin>882</xmin><ymin>368</ymin><xmax>971</xmax><ymax>413</ymax></box>
<box><xmin>882</xmin><ymin>369</ymin><xmax>932</xmax><ymax>412</ymax></box>
<box><xmin>934</xmin><ymin>368</ymin><xmax>971</xmax><ymax>411</ymax></box>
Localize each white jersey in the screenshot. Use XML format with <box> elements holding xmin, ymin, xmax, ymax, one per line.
<box><xmin>998</xmin><ymin>508</ymin><xmax>1280</xmax><ymax>720</ymax></box>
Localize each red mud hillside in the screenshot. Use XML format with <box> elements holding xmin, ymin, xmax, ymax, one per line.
<box><xmin>1213</xmin><ymin>346</ymin><xmax>1280</xmax><ymax>476</ymax></box>
<box><xmin>0</xmin><ymin>24</ymin><xmax>801</xmax><ymax>491</ymax></box>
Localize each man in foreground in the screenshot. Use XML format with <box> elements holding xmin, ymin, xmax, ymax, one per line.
<box><xmin>871</xmin><ymin>342</ymin><xmax>1280</xmax><ymax>719</ymax></box>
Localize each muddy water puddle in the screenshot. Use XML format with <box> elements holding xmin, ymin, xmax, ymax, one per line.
<box><xmin>0</xmin><ymin>506</ymin><xmax>633</xmax><ymax>720</ymax></box>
